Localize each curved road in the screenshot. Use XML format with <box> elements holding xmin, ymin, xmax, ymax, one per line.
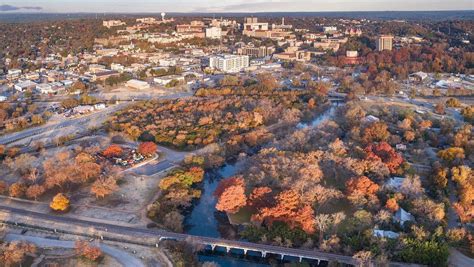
<box><xmin>5</xmin><ymin>233</ymin><xmax>145</xmax><ymax>267</ymax></box>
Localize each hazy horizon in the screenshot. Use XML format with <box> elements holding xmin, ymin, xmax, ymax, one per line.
<box><xmin>1</xmin><ymin>0</ymin><xmax>473</xmax><ymax>13</ymax></box>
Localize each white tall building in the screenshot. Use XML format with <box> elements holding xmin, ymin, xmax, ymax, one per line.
<box><xmin>209</xmin><ymin>55</ymin><xmax>250</xmax><ymax>73</ymax></box>
<box><xmin>206</xmin><ymin>27</ymin><xmax>222</xmax><ymax>39</ymax></box>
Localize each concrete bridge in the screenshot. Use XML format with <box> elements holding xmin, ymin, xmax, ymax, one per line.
<box><xmin>0</xmin><ymin>205</ymin><xmax>421</xmax><ymax>266</ymax></box>
<box><xmin>0</xmin><ymin>205</ymin><xmax>359</xmax><ymax>265</ymax></box>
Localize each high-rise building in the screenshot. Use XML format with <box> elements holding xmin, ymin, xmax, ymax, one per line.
<box><xmin>209</xmin><ymin>55</ymin><xmax>250</xmax><ymax>73</ymax></box>
<box><xmin>376</xmin><ymin>35</ymin><xmax>394</xmax><ymax>51</ymax></box>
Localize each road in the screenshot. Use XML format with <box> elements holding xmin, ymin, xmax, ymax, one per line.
<box><xmin>5</xmin><ymin>233</ymin><xmax>146</xmax><ymax>267</ymax></box>
<box><xmin>0</xmin><ymin>205</ymin><xmax>361</xmax><ymax>266</ymax></box>
<box><xmin>0</xmin><ymin>103</ymin><xmax>127</xmax><ymax>145</ymax></box>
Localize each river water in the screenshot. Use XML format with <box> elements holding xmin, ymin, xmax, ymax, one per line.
<box><xmin>185</xmin><ymin>105</ymin><xmax>338</xmax><ymax>266</ymax></box>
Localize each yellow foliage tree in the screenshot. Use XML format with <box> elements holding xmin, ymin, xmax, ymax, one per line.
<box><xmin>50</xmin><ymin>193</ymin><xmax>70</xmax><ymax>211</ymax></box>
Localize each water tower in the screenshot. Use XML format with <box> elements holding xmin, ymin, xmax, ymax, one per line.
<box><xmin>161</xmin><ymin>12</ymin><xmax>166</xmax><ymax>21</ymax></box>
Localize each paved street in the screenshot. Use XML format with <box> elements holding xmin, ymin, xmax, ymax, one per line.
<box><xmin>5</xmin><ymin>233</ymin><xmax>146</xmax><ymax>267</ymax></box>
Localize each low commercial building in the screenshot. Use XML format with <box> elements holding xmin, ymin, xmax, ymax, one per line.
<box><xmin>154</xmin><ymin>75</ymin><xmax>185</xmax><ymax>86</ymax></box>
<box><xmin>125</xmin><ymin>79</ymin><xmax>150</xmax><ymax>90</ymax></box>
<box><xmin>103</xmin><ymin>20</ymin><xmax>125</xmax><ymax>28</ymax></box>
<box><xmin>14</xmin><ymin>80</ymin><xmax>37</xmax><ymax>92</ymax></box>
<box><xmin>36</xmin><ymin>83</ymin><xmax>54</xmax><ymax>94</ymax></box>
<box><xmin>209</xmin><ymin>54</ymin><xmax>250</xmax><ymax>73</ymax></box>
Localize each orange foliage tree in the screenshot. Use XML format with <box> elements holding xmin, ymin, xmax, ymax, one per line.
<box><xmin>385</xmin><ymin>198</ymin><xmax>399</xmax><ymax>212</ymax></box>
<box><xmin>91</xmin><ymin>177</ymin><xmax>118</xmax><ymax>199</ymax></box>
<box><xmin>138</xmin><ymin>142</ymin><xmax>158</xmax><ymax>157</ymax></box>
<box><xmin>50</xmin><ymin>193</ymin><xmax>70</xmax><ymax>211</ymax></box>
<box><xmin>214</xmin><ymin>176</ymin><xmax>245</xmax><ymax>198</ymax></box>
<box><xmin>362</xmin><ymin>122</ymin><xmax>390</xmax><ymax>143</ymax></box>
<box><xmin>25</xmin><ymin>184</ymin><xmax>46</xmax><ymax>200</ymax></box>
<box><xmin>102</xmin><ymin>144</ymin><xmax>123</xmax><ymax>158</ymax></box>
<box><xmin>9</xmin><ymin>182</ymin><xmax>26</xmax><ymax>198</ymax></box>
<box><xmin>365</xmin><ymin>142</ymin><xmax>403</xmax><ymax>173</ymax></box>
<box><xmin>252</xmin><ymin>190</ymin><xmax>315</xmax><ymax>234</ymax></box>
<box><xmin>214</xmin><ymin>176</ymin><xmax>247</xmax><ymax>214</ymax></box>
<box><xmin>75</xmin><ymin>241</ymin><xmax>102</xmax><ymax>261</ymax></box>
<box><xmin>346</xmin><ymin>176</ymin><xmax>380</xmax><ymax>197</ymax></box>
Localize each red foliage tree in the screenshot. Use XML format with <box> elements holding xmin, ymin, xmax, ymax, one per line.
<box><xmin>138</xmin><ymin>142</ymin><xmax>158</xmax><ymax>157</ymax></box>
<box><xmin>102</xmin><ymin>144</ymin><xmax>123</xmax><ymax>158</ymax></box>
<box><xmin>365</xmin><ymin>142</ymin><xmax>403</xmax><ymax>173</ymax></box>
<box><xmin>248</xmin><ymin>186</ymin><xmax>273</xmax><ymax>209</ymax></box>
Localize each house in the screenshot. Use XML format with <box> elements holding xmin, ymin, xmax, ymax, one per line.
<box><xmin>125</xmin><ymin>79</ymin><xmax>150</xmax><ymax>90</ymax></box>
<box><xmin>393</xmin><ymin>208</ymin><xmax>415</xmax><ymax>226</ymax></box>
<box><xmin>409</xmin><ymin>72</ymin><xmax>428</xmax><ymax>83</ymax></box>
<box><xmin>373</xmin><ymin>229</ymin><xmax>400</xmax><ymax>239</ymax></box>
<box><xmin>396</xmin><ymin>144</ymin><xmax>407</xmax><ymax>151</ymax></box>
<box><xmin>0</xmin><ymin>96</ymin><xmax>7</xmax><ymax>102</ymax></box>
<box><xmin>94</xmin><ymin>103</ymin><xmax>106</xmax><ymax>110</ymax></box>
<box><xmin>14</xmin><ymin>80</ymin><xmax>37</xmax><ymax>92</ymax></box>
<box><xmin>363</xmin><ymin>115</ymin><xmax>380</xmax><ymax>123</ymax></box>
<box><xmin>385</xmin><ymin>177</ymin><xmax>405</xmax><ymax>190</ymax></box>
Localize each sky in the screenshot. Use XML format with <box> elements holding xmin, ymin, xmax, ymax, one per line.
<box><xmin>1</xmin><ymin>0</ymin><xmax>473</xmax><ymax>13</ymax></box>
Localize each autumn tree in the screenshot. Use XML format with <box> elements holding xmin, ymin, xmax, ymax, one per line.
<box><xmin>50</xmin><ymin>193</ymin><xmax>70</xmax><ymax>212</ymax></box>
<box><xmin>385</xmin><ymin>198</ymin><xmax>399</xmax><ymax>212</ymax></box>
<box><xmin>365</xmin><ymin>142</ymin><xmax>403</xmax><ymax>173</ymax></box>
<box><xmin>215</xmin><ymin>183</ymin><xmax>247</xmax><ymax>214</ymax></box>
<box><xmin>102</xmin><ymin>144</ymin><xmax>123</xmax><ymax>158</ymax></box>
<box><xmin>9</xmin><ymin>182</ymin><xmax>26</xmax><ymax>198</ymax></box>
<box><xmin>75</xmin><ymin>241</ymin><xmax>102</xmax><ymax>261</ymax></box>
<box><xmin>346</xmin><ymin>176</ymin><xmax>380</xmax><ymax>206</ymax></box>
<box><xmin>362</xmin><ymin>122</ymin><xmax>390</xmax><ymax>143</ymax></box>
<box><xmin>91</xmin><ymin>177</ymin><xmax>118</xmax><ymax>199</ymax></box>
<box><xmin>248</xmin><ymin>187</ymin><xmax>273</xmax><ymax>209</ymax></box>
<box><xmin>25</xmin><ymin>184</ymin><xmax>45</xmax><ymax>200</ymax></box>
<box><xmin>138</xmin><ymin>142</ymin><xmax>158</xmax><ymax>157</ymax></box>
<box><xmin>446</xmin><ymin>98</ymin><xmax>461</xmax><ymax>108</ymax></box>
<box><xmin>252</xmin><ymin>190</ymin><xmax>315</xmax><ymax>234</ymax></box>
<box><xmin>0</xmin><ymin>241</ymin><xmax>37</xmax><ymax>266</ymax></box>
<box><xmin>437</xmin><ymin>147</ymin><xmax>465</xmax><ymax>165</ymax></box>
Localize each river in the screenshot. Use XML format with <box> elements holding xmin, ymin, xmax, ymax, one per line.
<box><xmin>185</xmin><ymin>105</ymin><xmax>338</xmax><ymax>266</ymax></box>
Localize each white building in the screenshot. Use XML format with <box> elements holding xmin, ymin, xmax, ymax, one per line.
<box><xmin>14</xmin><ymin>80</ymin><xmax>37</xmax><ymax>92</ymax></box>
<box><xmin>209</xmin><ymin>54</ymin><xmax>249</xmax><ymax>73</ymax></box>
<box><xmin>6</xmin><ymin>69</ymin><xmax>22</xmax><ymax>80</ymax></box>
<box><xmin>154</xmin><ymin>75</ymin><xmax>185</xmax><ymax>86</ymax></box>
<box><xmin>36</xmin><ymin>83</ymin><xmax>54</xmax><ymax>94</ymax></box>
<box><xmin>323</xmin><ymin>26</ymin><xmax>338</xmax><ymax>33</ymax></box>
<box><xmin>103</xmin><ymin>20</ymin><xmax>125</xmax><ymax>28</ymax></box>
<box><xmin>125</xmin><ymin>79</ymin><xmax>150</xmax><ymax>90</ymax></box>
<box><xmin>0</xmin><ymin>96</ymin><xmax>7</xmax><ymax>102</ymax></box>
<box><xmin>373</xmin><ymin>230</ymin><xmax>400</xmax><ymax>239</ymax></box>
<box><xmin>206</xmin><ymin>27</ymin><xmax>222</xmax><ymax>39</ymax></box>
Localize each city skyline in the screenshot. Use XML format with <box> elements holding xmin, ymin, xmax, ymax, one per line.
<box><xmin>0</xmin><ymin>0</ymin><xmax>473</xmax><ymax>13</ymax></box>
